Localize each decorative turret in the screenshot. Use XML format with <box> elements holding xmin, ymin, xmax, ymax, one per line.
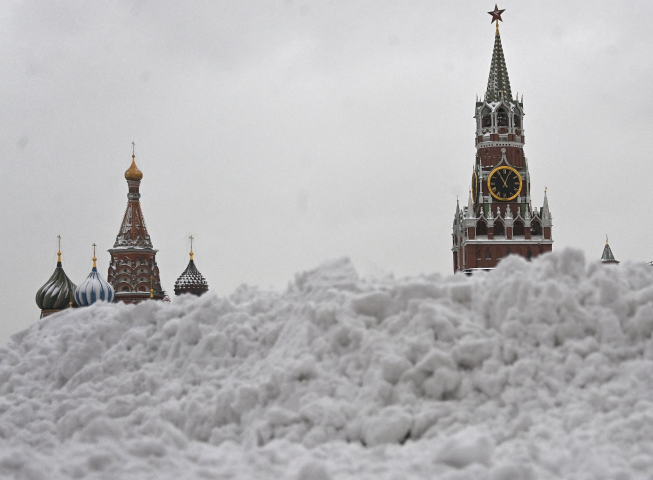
<box><xmin>451</xmin><ymin>7</ymin><xmax>553</xmax><ymax>272</ymax></box>
<box><xmin>35</xmin><ymin>236</ymin><xmax>77</xmax><ymax>318</ymax></box>
<box><xmin>174</xmin><ymin>236</ymin><xmax>209</xmax><ymax>296</ymax></box>
<box><xmin>107</xmin><ymin>143</ymin><xmax>166</xmax><ymax>303</ymax></box>
<box><xmin>601</xmin><ymin>236</ymin><xmax>619</xmax><ymax>264</ymax></box>
<box><xmin>75</xmin><ymin>244</ymin><xmax>115</xmax><ymax>306</ymax></box>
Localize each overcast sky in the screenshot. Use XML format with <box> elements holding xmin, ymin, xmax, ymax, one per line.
<box><xmin>1</xmin><ymin>0</ymin><xmax>652</xmax><ymax>345</ymax></box>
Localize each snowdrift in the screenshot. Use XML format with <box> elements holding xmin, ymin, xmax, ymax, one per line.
<box><xmin>2</xmin><ymin>249</ymin><xmax>653</xmax><ymax>479</ymax></box>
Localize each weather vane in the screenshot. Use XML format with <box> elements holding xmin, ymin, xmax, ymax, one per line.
<box><xmin>488</xmin><ymin>4</ymin><xmax>505</xmax><ymax>27</ymax></box>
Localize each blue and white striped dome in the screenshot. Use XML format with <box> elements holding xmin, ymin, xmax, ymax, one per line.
<box><xmin>75</xmin><ymin>263</ymin><xmax>115</xmax><ymax>306</ymax></box>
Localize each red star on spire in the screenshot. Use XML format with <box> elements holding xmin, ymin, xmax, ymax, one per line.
<box><xmin>488</xmin><ymin>4</ymin><xmax>505</xmax><ymax>24</ymax></box>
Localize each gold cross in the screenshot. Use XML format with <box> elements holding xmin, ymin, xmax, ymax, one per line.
<box><xmin>92</xmin><ymin>243</ymin><xmax>97</xmax><ymax>257</ymax></box>
<box><xmin>132</xmin><ymin>141</ymin><xmax>135</xmax><ymax>156</ymax></box>
<box><xmin>189</xmin><ymin>235</ymin><xmax>194</xmax><ymax>260</ymax></box>
<box><xmin>57</xmin><ymin>235</ymin><xmax>62</xmax><ymax>262</ymax></box>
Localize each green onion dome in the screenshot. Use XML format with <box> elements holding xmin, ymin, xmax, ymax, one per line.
<box><xmin>35</xmin><ymin>251</ymin><xmax>76</xmax><ymax>311</ymax></box>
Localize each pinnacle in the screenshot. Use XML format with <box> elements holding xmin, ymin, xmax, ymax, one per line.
<box><xmin>485</xmin><ymin>29</ymin><xmax>513</xmax><ymax>103</ymax></box>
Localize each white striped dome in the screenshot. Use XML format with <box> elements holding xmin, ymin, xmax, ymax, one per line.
<box><xmin>75</xmin><ymin>265</ymin><xmax>115</xmax><ymax>306</ymax></box>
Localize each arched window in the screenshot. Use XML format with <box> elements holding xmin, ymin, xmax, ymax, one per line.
<box><xmin>486</xmin><ymin>248</ymin><xmax>492</xmax><ymax>260</ymax></box>
<box><xmin>531</xmin><ymin>220</ymin><xmax>542</xmax><ymax>236</ymax></box>
<box><xmin>122</xmin><ymin>286</ymin><xmax>130</xmax><ymax>292</ymax></box>
<box><xmin>527</xmin><ymin>249</ymin><xmax>533</xmax><ymax>260</ymax></box>
<box><xmin>507</xmin><ymin>247</ymin><xmax>512</xmax><ymax>255</ymax></box>
<box><xmin>494</xmin><ymin>220</ymin><xmax>505</xmax><ymax>237</ymax></box>
<box><xmin>482</xmin><ymin>108</ymin><xmax>492</xmax><ymax>128</ymax></box>
<box><xmin>513</xmin><ymin>220</ymin><xmax>525</xmax><ymax>236</ymax></box>
<box><xmin>476</xmin><ymin>220</ymin><xmax>488</xmax><ymax>236</ymax></box>
<box><xmin>514</xmin><ymin>113</ymin><xmax>521</xmax><ymax>128</ymax></box>
<box><xmin>497</xmin><ymin>108</ymin><xmax>508</xmax><ymax>127</ymax></box>
<box><xmin>138</xmin><ymin>286</ymin><xmax>147</xmax><ymax>292</ymax></box>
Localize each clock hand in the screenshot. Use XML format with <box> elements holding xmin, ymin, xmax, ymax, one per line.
<box><xmin>500</xmin><ymin>172</ymin><xmax>508</xmax><ymax>187</ymax></box>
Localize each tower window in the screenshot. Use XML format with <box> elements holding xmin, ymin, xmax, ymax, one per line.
<box><xmin>497</xmin><ymin>108</ymin><xmax>508</xmax><ymax>127</ymax></box>
<box><xmin>513</xmin><ymin>220</ymin><xmax>525</xmax><ymax>236</ymax></box>
<box><xmin>476</xmin><ymin>220</ymin><xmax>488</xmax><ymax>236</ymax></box>
<box><xmin>486</xmin><ymin>248</ymin><xmax>492</xmax><ymax>260</ymax></box>
<box><xmin>531</xmin><ymin>220</ymin><xmax>542</xmax><ymax>236</ymax></box>
<box><xmin>482</xmin><ymin>108</ymin><xmax>492</xmax><ymax>128</ymax></box>
<box><xmin>494</xmin><ymin>220</ymin><xmax>505</xmax><ymax>237</ymax></box>
<box><xmin>527</xmin><ymin>249</ymin><xmax>533</xmax><ymax>260</ymax></box>
<box><xmin>514</xmin><ymin>114</ymin><xmax>521</xmax><ymax>128</ymax></box>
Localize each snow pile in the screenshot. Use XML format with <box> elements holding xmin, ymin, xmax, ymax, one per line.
<box><xmin>2</xmin><ymin>249</ymin><xmax>653</xmax><ymax>479</ymax></box>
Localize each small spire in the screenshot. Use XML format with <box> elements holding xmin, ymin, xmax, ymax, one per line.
<box><xmin>92</xmin><ymin>243</ymin><xmax>97</xmax><ymax>269</ymax></box>
<box><xmin>189</xmin><ymin>235</ymin><xmax>194</xmax><ymax>261</ymax></box>
<box><xmin>57</xmin><ymin>235</ymin><xmax>62</xmax><ymax>263</ymax></box>
<box><xmin>606</xmin><ymin>234</ymin><xmax>609</xmax><ymax>245</ymax></box>
<box><xmin>466</xmin><ymin>190</ymin><xmax>474</xmax><ymax>218</ymax></box>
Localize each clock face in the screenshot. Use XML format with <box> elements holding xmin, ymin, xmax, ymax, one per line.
<box><xmin>471</xmin><ymin>170</ymin><xmax>479</xmax><ymax>204</ymax></box>
<box><xmin>488</xmin><ymin>166</ymin><xmax>522</xmax><ymax>201</ymax></box>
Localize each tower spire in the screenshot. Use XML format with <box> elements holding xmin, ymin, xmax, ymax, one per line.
<box><xmin>601</xmin><ymin>237</ymin><xmax>619</xmax><ymax>264</ymax></box>
<box><xmin>485</xmin><ymin>6</ymin><xmax>512</xmax><ymax>103</ymax></box>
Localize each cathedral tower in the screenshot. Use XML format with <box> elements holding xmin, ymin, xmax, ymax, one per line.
<box><xmin>107</xmin><ymin>147</ymin><xmax>166</xmax><ymax>302</ymax></box>
<box><xmin>452</xmin><ymin>7</ymin><xmax>553</xmax><ymax>273</ymax></box>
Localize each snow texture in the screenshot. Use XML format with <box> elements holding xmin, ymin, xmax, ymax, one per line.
<box><xmin>3</xmin><ymin>249</ymin><xmax>653</xmax><ymax>479</ymax></box>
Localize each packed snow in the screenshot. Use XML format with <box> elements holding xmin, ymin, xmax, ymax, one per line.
<box><xmin>2</xmin><ymin>249</ymin><xmax>653</xmax><ymax>479</ymax></box>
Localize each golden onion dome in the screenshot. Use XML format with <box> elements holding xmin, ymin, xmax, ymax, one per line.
<box><xmin>124</xmin><ymin>154</ymin><xmax>143</xmax><ymax>181</ymax></box>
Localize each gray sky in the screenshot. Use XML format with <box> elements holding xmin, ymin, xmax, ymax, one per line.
<box><xmin>2</xmin><ymin>1</ymin><xmax>652</xmax><ymax>345</ymax></box>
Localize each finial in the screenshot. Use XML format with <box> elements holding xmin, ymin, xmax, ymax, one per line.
<box><xmin>488</xmin><ymin>5</ymin><xmax>505</xmax><ymax>26</ymax></box>
<box><xmin>92</xmin><ymin>243</ymin><xmax>97</xmax><ymax>268</ymax></box>
<box><xmin>545</xmin><ymin>186</ymin><xmax>548</xmax><ymax>194</ymax></box>
<box><xmin>132</xmin><ymin>141</ymin><xmax>135</xmax><ymax>158</ymax></box>
<box><xmin>57</xmin><ymin>235</ymin><xmax>62</xmax><ymax>263</ymax></box>
<box><xmin>150</xmin><ymin>275</ymin><xmax>154</xmax><ymax>298</ymax></box>
<box><xmin>189</xmin><ymin>235</ymin><xmax>194</xmax><ymax>261</ymax></box>
<box><xmin>606</xmin><ymin>234</ymin><xmax>609</xmax><ymax>245</ymax></box>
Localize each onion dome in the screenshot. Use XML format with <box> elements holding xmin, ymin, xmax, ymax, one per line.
<box><xmin>174</xmin><ymin>238</ymin><xmax>209</xmax><ymax>296</ymax></box>
<box><xmin>75</xmin><ymin>245</ymin><xmax>115</xmax><ymax>306</ymax></box>
<box><xmin>36</xmin><ymin>241</ymin><xmax>77</xmax><ymax>315</ymax></box>
<box><xmin>124</xmin><ymin>153</ymin><xmax>143</xmax><ymax>181</ymax></box>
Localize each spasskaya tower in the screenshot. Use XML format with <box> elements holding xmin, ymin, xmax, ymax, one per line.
<box><xmin>452</xmin><ymin>6</ymin><xmax>553</xmax><ymax>273</ymax></box>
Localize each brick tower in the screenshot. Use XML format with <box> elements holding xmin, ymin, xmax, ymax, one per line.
<box><xmin>452</xmin><ymin>8</ymin><xmax>553</xmax><ymax>273</ymax></box>
<box><xmin>107</xmin><ymin>147</ymin><xmax>166</xmax><ymax>302</ymax></box>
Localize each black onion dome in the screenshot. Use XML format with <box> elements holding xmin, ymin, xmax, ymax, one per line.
<box><xmin>35</xmin><ymin>261</ymin><xmax>77</xmax><ymax>310</ymax></box>
<box><xmin>174</xmin><ymin>259</ymin><xmax>209</xmax><ymax>296</ymax></box>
